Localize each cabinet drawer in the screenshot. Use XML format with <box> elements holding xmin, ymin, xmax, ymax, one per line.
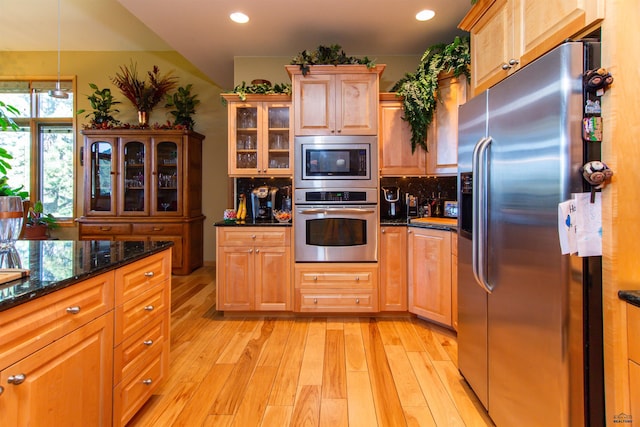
<box><xmin>0</xmin><ymin>272</ymin><xmax>114</xmax><ymax>368</ymax></box>
<box><xmin>114</xmin><ymin>313</ymin><xmax>169</xmax><ymax>385</ymax></box>
<box><xmin>295</xmin><ymin>266</ymin><xmax>377</xmax><ymax>290</ymax></box>
<box><xmin>297</xmin><ymin>290</ymin><xmax>377</xmax><ymax>312</ymax></box>
<box><xmin>80</xmin><ymin>223</ymin><xmax>132</xmax><ymax>235</ymax></box>
<box><xmin>628</xmin><ymin>304</ymin><xmax>640</xmax><ymax>363</ymax></box>
<box><xmin>115</xmin><ymin>250</ymin><xmax>171</xmax><ymax>306</ymax></box>
<box><xmin>115</xmin><ymin>284</ymin><xmax>168</xmax><ymax>344</ymax></box>
<box><xmin>113</xmin><ymin>344</ymin><xmax>168</xmax><ymax>427</ymax></box>
<box><xmin>132</xmin><ymin>223</ymin><xmax>183</xmax><ymax>235</ymax></box>
<box><xmin>218</xmin><ymin>227</ymin><xmax>290</xmax><ymax>247</ymax></box>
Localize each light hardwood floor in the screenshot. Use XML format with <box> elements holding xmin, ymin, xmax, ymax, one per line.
<box><xmin>127</xmin><ymin>266</ymin><xmax>495</xmax><ymax>427</ymax></box>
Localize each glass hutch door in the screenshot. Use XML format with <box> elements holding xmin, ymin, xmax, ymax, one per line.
<box><xmin>232</xmin><ymin>104</ymin><xmax>259</xmax><ymax>174</ymax></box>
<box><xmin>120</xmin><ymin>139</ymin><xmax>149</xmax><ymax>215</ymax></box>
<box><xmin>86</xmin><ymin>138</ymin><xmax>117</xmax><ymax>215</ymax></box>
<box><xmin>153</xmin><ymin>139</ymin><xmax>182</xmax><ymax>216</ymax></box>
<box><xmin>265</xmin><ymin>104</ymin><xmax>291</xmax><ymax>174</ymax></box>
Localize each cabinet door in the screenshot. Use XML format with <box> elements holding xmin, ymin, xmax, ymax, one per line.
<box><xmin>228</xmin><ymin>103</ymin><xmax>261</xmax><ymax>175</ymax></box>
<box><xmin>630</xmin><ymin>360</ymin><xmax>640</xmax><ymax>425</ymax></box>
<box><xmin>0</xmin><ymin>313</ymin><xmax>114</xmax><ymax>427</ymax></box>
<box><xmin>254</xmin><ymin>246</ymin><xmax>291</xmax><ymax>311</ymax></box>
<box><xmin>335</xmin><ymin>73</ymin><xmax>378</xmax><ymax>135</ymax></box>
<box><xmin>152</xmin><ymin>137</ymin><xmax>183</xmax><ymax>216</ymax></box>
<box><xmin>119</xmin><ymin>137</ymin><xmax>150</xmax><ymax>216</ymax></box>
<box><xmin>85</xmin><ymin>137</ymin><xmax>118</xmax><ymax>216</ymax></box>
<box><xmin>426</xmin><ymin>74</ymin><xmax>468</xmax><ymax>176</ymax></box>
<box><xmin>408</xmin><ymin>228</ymin><xmax>452</xmax><ymax>326</ymax></box>
<box><xmin>217</xmin><ymin>246</ymin><xmax>254</xmax><ymax>310</ymax></box>
<box><xmin>379</xmin><ymin>99</ymin><xmax>426</xmax><ymax>176</ymax></box>
<box><xmin>293</xmin><ymin>74</ymin><xmax>335</xmax><ymax>135</ymax></box>
<box><xmin>379</xmin><ymin>227</ymin><xmax>407</xmax><ymax>311</ymax></box>
<box><xmin>263</xmin><ymin>103</ymin><xmax>292</xmax><ymax>175</ymax></box>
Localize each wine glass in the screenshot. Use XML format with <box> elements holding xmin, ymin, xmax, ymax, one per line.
<box><xmin>161</xmin><ymin>202</ymin><xmax>170</xmax><ymax>211</ymax></box>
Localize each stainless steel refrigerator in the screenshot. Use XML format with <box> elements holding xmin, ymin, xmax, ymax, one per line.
<box><xmin>457</xmin><ymin>41</ymin><xmax>604</xmax><ymax>427</ymax></box>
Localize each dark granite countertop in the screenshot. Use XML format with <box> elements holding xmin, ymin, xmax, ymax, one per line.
<box><xmin>381</xmin><ymin>217</ymin><xmax>458</xmax><ymax>232</ymax></box>
<box><xmin>0</xmin><ymin>240</ymin><xmax>173</xmax><ymax>312</ymax></box>
<box><xmin>619</xmin><ymin>290</ymin><xmax>640</xmax><ymax>308</ymax></box>
<box><xmin>214</xmin><ymin>219</ymin><xmax>291</xmax><ymax>227</ymax></box>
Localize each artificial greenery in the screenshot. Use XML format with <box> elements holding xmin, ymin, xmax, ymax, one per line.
<box><xmin>165</xmin><ymin>84</ymin><xmax>200</xmax><ymax>129</ymax></box>
<box><xmin>223</xmin><ymin>81</ymin><xmax>292</xmax><ymax>103</ymax></box>
<box><xmin>391</xmin><ymin>36</ymin><xmax>471</xmax><ymax>152</ymax></box>
<box><xmin>290</xmin><ymin>44</ymin><xmax>376</xmax><ymax>75</ymax></box>
<box><xmin>77</xmin><ymin>83</ymin><xmax>121</xmax><ymax>129</ymax></box>
<box><xmin>112</xmin><ymin>61</ymin><xmax>178</xmax><ymax>113</ymax></box>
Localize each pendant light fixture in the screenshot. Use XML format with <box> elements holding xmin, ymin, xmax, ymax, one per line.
<box><xmin>49</xmin><ymin>0</ymin><xmax>68</xmax><ymax>99</ymax></box>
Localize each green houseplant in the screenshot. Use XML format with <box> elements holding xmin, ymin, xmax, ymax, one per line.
<box><xmin>77</xmin><ymin>83</ymin><xmax>121</xmax><ymax>129</ymax></box>
<box><xmin>392</xmin><ymin>36</ymin><xmax>471</xmax><ymax>152</ymax></box>
<box><xmin>290</xmin><ymin>44</ymin><xmax>376</xmax><ymax>75</ymax></box>
<box><xmin>223</xmin><ymin>81</ymin><xmax>291</xmax><ymax>103</ymax></box>
<box><xmin>165</xmin><ymin>84</ymin><xmax>200</xmax><ymax>130</ymax></box>
<box><xmin>23</xmin><ymin>200</ymin><xmax>57</xmax><ymax>239</ymax></box>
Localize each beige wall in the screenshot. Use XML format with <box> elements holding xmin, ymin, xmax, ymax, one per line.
<box><xmin>0</xmin><ymin>50</ymin><xmax>228</xmax><ymax>264</ymax></box>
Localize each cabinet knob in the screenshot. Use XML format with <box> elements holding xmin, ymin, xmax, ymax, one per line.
<box><xmin>251</xmin><ymin>235</ymin><xmax>256</xmax><ymax>239</ymax></box>
<box><xmin>142</xmin><ymin>378</ymin><xmax>153</xmax><ymax>386</ymax></box>
<box><xmin>66</xmin><ymin>306</ymin><xmax>81</xmax><ymax>314</ymax></box>
<box><xmin>143</xmin><ymin>339</ymin><xmax>154</xmax><ymax>346</ymax></box>
<box><xmin>100</xmin><ymin>226</ymin><xmax>111</xmax><ymax>231</ymax></box>
<box><xmin>381</xmin><ymin>229</ymin><xmax>385</xmax><ymax>233</ymax></box>
<box><xmin>508</xmin><ymin>58</ymin><xmax>519</xmax><ymax>66</ymax></box>
<box><xmin>355</xmin><ymin>276</ymin><xmax>360</xmax><ymax>281</ymax></box>
<box><xmin>313</xmin><ymin>276</ymin><xmax>318</xmax><ymax>281</ymax></box>
<box><xmin>7</xmin><ymin>374</ymin><xmax>26</xmax><ymax>385</ymax></box>
<box><xmin>144</xmin><ymin>271</ymin><xmax>155</xmax><ymax>277</ymax></box>
<box><xmin>355</xmin><ymin>298</ymin><xmax>360</xmax><ymax>304</ymax></box>
<box><xmin>255</xmin><ymin>249</ymin><xmax>260</xmax><ymax>253</ymax></box>
<box><xmin>0</xmin><ymin>385</ymin><xmax>4</xmax><ymax>395</ymax></box>
<box><xmin>408</xmin><ymin>230</ymin><xmax>412</xmax><ymax>234</ymax></box>
<box><xmin>144</xmin><ymin>305</ymin><xmax>155</xmax><ymax>311</ymax></box>
<box><xmin>501</xmin><ymin>63</ymin><xmax>511</xmax><ymax>70</ymax></box>
<box><xmin>249</xmin><ymin>248</ymin><xmax>253</xmax><ymax>253</ymax></box>
<box><xmin>313</xmin><ymin>298</ymin><xmax>318</xmax><ymax>304</ymax></box>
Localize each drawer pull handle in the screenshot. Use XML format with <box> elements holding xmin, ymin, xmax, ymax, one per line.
<box><xmin>144</xmin><ymin>271</ymin><xmax>155</xmax><ymax>277</ymax></box>
<box><xmin>100</xmin><ymin>226</ymin><xmax>111</xmax><ymax>231</ymax></box>
<box><xmin>152</xmin><ymin>227</ymin><xmax>162</xmax><ymax>231</ymax></box>
<box><xmin>7</xmin><ymin>374</ymin><xmax>26</xmax><ymax>385</ymax></box>
<box><xmin>142</xmin><ymin>378</ymin><xmax>153</xmax><ymax>386</ymax></box>
<box><xmin>66</xmin><ymin>306</ymin><xmax>81</xmax><ymax>314</ymax></box>
<box><xmin>313</xmin><ymin>298</ymin><xmax>318</xmax><ymax>304</ymax></box>
<box><xmin>143</xmin><ymin>339</ymin><xmax>154</xmax><ymax>346</ymax></box>
<box><xmin>144</xmin><ymin>305</ymin><xmax>155</xmax><ymax>311</ymax></box>
<box><xmin>355</xmin><ymin>298</ymin><xmax>360</xmax><ymax>304</ymax></box>
<box><xmin>0</xmin><ymin>385</ymin><xmax>4</xmax><ymax>395</ymax></box>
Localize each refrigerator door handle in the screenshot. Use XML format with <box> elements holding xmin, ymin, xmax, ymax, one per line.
<box><xmin>472</xmin><ymin>136</ymin><xmax>494</xmax><ymax>293</ymax></box>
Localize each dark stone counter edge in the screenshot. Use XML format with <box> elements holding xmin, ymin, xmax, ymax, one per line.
<box><xmin>619</xmin><ymin>290</ymin><xmax>640</xmax><ymax>308</ymax></box>
<box><xmin>214</xmin><ymin>220</ymin><xmax>291</xmax><ymax>227</ymax></box>
<box><xmin>0</xmin><ymin>241</ymin><xmax>174</xmax><ymax>313</ymax></box>
<box><xmin>213</xmin><ymin>220</ymin><xmax>455</xmax><ymax>231</ymax></box>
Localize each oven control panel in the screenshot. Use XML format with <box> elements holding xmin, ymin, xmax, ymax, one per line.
<box><xmin>295</xmin><ymin>188</ymin><xmax>378</xmax><ymax>204</ymax></box>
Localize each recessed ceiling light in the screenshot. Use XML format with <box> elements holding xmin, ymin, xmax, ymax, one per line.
<box><xmin>230</xmin><ymin>12</ymin><xmax>249</xmax><ymax>24</ymax></box>
<box><xmin>416</xmin><ymin>9</ymin><xmax>435</xmax><ymax>21</ymax></box>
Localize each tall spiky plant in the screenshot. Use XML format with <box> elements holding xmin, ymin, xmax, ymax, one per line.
<box><xmin>112</xmin><ymin>61</ymin><xmax>178</xmax><ymax>114</ymax></box>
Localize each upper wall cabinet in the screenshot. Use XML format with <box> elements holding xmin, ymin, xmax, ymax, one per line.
<box><xmin>459</xmin><ymin>0</ymin><xmax>604</xmax><ymax>95</ymax></box>
<box><xmin>222</xmin><ymin>94</ymin><xmax>293</xmax><ymax>177</ymax></box>
<box><xmin>286</xmin><ymin>64</ymin><xmax>385</xmax><ymax>136</ymax></box>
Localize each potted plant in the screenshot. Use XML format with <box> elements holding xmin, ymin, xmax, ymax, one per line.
<box><xmin>165</xmin><ymin>84</ymin><xmax>200</xmax><ymax>130</ymax></box>
<box><xmin>77</xmin><ymin>83</ymin><xmax>121</xmax><ymax>129</ymax></box>
<box><xmin>290</xmin><ymin>44</ymin><xmax>376</xmax><ymax>75</ymax></box>
<box><xmin>23</xmin><ymin>200</ymin><xmax>58</xmax><ymax>240</ymax></box>
<box><xmin>111</xmin><ymin>61</ymin><xmax>178</xmax><ymax>126</ymax></box>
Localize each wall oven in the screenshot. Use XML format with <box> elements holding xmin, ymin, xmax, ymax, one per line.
<box><xmin>294</xmin><ymin>188</ymin><xmax>378</xmax><ymax>262</ymax></box>
<box><xmin>294</xmin><ymin>135</ymin><xmax>377</xmax><ymax>189</ymax></box>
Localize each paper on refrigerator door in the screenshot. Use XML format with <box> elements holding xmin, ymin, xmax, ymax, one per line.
<box><xmin>575</xmin><ymin>192</ymin><xmax>602</xmax><ymax>256</ymax></box>
<box><xmin>558</xmin><ymin>199</ymin><xmax>577</xmax><ymax>254</ymax></box>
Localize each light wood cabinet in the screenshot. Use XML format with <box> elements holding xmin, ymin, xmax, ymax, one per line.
<box><xmin>407</xmin><ymin>227</ymin><xmax>453</xmax><ymax>327</ymax></box>
<box><xmin>379</xmin><ymin>226</ymin><xmax>408</xmax><ymax>311</ymax></box>
<box><xmin>426</xmin><ymin>74</ymin><xmax>468</xmax><ymax>176</ymax></box>
<box><xmin>0</xmin><ymin>273</ymin><xmax>115</xmax><ymax>427</ymax></box>
<box><xmin>286</xmin><ymin>64</ymin><xmax>384</xmax><ymax>136</ymax></box>
<box><xmin>459</xmin><ymin>0</ymin><xmax>604</xmax><ymax>95</ymax></box>
<box><xmin>216</xmin><ymin>227</ymin><xmax>292</xmax><ymax>311</ymax></box>
<box><xmin>78</xmin><ymin>129</ymin><xmax>205</xmax><ymax>275</ymax></box>
<box><xmin>379</xmin><ymin>94</ymin><xmax>427</xmax><ymax>176</ymax></box>
<box><xmin>628</xmin><ymin>303</ymin><xmax>640</xmax><ymax>422</ymax></box>
<box><xmin>294</xmin><ymin>263</ymin><xmax>379</xmax><ymax>313</ymax></box>
<box><xmin>451</xmin><ymin>233</ymin><xmax>459</xmax><ymax>331</ymax></box>
<box><xmin>221</xmin><ymin>94</ymin><xmax>293</xmax><ymax>177</ymax></box>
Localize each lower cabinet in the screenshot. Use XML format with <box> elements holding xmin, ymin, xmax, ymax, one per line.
<box><xmin>628</xmin><ymin>303</ymin><xmax>640</xmax><ymax>421</ymax></box>
<box><xmin>216</xmin><ymin>227</ymin><xmax>291</xmax><ymax>311</ymax></box>
<box><xmin>379</xmin><ymin>226</ymin><xmax>408</xmax><ymax>311</ymax></box>
<box><xmin>407</xmin><ymin>227</ymin><xmax>453</xmax><ymax>327</ymax></box>
<box><xmin>294</xmin><ymin>263</ymin><xmax>379</xmax><ymax>313</ymax></box>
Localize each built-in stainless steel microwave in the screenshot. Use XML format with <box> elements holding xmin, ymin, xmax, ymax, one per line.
<box><xmin>294</xmin><ymin>135</ymin><xmax>378</xmax><ymax>189</ymax></box>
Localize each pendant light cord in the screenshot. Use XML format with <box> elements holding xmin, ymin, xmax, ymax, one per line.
<box><xmin>56</xmin><ymin>0</ymin><xmax>61</xmax><ymax>84</ymax></box>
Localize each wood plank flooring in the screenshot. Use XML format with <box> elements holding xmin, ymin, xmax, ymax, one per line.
<box><xmin>127</xmin><ymin>266</ymin><xmax>495</xmax><ymax>427</ymax></box>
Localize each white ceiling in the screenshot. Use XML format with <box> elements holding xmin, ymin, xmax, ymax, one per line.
<box><xmin>2</xmin><ymin>0</ymin><xmax>471</xmax><ymax>88</ymax></box>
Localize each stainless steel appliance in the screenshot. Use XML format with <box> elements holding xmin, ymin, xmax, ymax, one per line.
<box><xmin>251</xmin><ymin>186</ymin><xmax>279</xmax><ymax>220</ymax></box>
<box><xmin>381</xmin><ymin>186</ymin><xmax>402</xmax><ymax>219</ymax></box>
<box><xmin>457</xmin><ymin>41</ymin><xmax>604</xmax><ymax>426</ymax></box>
<box><xmin>294</xmin><ymin>188</ymin><xmax>377</xmax><ymax>262</ymax></box>
<box><xmin>294</xmin><ymin>135</ymin><xmax>377</xmax><ymax>189</ymax></box>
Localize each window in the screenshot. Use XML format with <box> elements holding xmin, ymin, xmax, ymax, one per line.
<box><xmin>0</xmin><ymin>79</ymin><xmax>75</xmax><ymax>220</ymax></box>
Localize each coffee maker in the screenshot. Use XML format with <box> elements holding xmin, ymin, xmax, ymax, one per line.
<box><xmin>381</xmin><ymin>186</ymin><xmax>403</xmax><ymax>219</ymax></box>
<box><xmin>251</xmin><ymin>186</ymin><xmax>279</xmax><ymax>220</ymax></box>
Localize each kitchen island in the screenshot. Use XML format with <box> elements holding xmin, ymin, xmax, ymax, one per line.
<box><xmin>0</xmin><ymin>240</ymin><xmax>172</xmax><ymax>426</ymax></box>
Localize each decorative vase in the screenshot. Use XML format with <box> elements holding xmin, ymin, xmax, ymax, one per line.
<box><xmin>0</xmin><ymin>196</ymin><xmax>24</xmax><ymax>244</ymax></box>
<box><xmin>138</xmin><ymin>110</ymin><xmax>148</xmax><ymax>126</ymax></box>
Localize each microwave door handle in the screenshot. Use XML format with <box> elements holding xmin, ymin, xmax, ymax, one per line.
<box><xmin>472</xmin><ymin>136</ymin><xmax>493</xmax><ymax>293</ymax></box>
<box><xmin>299</xmin><ymin>208</ymin><xmax>376</xmax><ymax>215</ymax></box>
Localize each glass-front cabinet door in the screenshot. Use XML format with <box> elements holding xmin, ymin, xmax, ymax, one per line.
<box><xmin>153</xmin><ymin>138</ymin><xmax>182</xmax><ymax>216</ymax></box>
<box><xmin>120</xmin><ymin>138</ymin><xmax>149</xmax><ymax>215</ymax></box>
<box><xmin>86</xmin><ymin>137</ymin><xmax>117</xmax><ymax>215</ymax></box>
<box><xmin>230</xmin><ymin>103</ymin><xmax>259</xmax><ymax>174</ymax></box>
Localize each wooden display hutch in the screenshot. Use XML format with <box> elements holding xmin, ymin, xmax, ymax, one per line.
<box><xmin>77</xmin><ymin>129</ymin><xmax>205</xmax><ymax>275</ymax></box>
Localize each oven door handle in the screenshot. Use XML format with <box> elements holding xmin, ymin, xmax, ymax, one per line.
<box><xmin>298</xmin><ymin>208</ymin><xmax>376</xmax><ymax>215</ymax></box>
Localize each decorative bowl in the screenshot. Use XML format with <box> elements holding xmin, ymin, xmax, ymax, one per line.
<box><xmin>223</xmin><ymin>209</ymin><xmax>237</xmax><ymax>224</ymax></box>
<box><xmin>273</xmin><ymin>210</ymin><xmax>292</xmax><ymax>223</ymax></box>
